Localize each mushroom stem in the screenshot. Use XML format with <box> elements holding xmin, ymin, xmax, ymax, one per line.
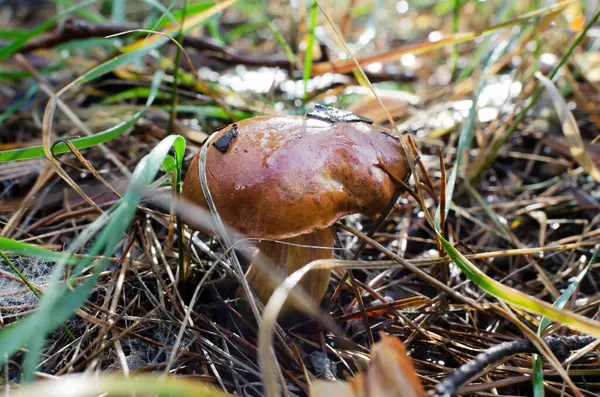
<box><xmin>243</xmin><ymin>229</ymin><xmax>334</xmax><ymax>311</ymax></box>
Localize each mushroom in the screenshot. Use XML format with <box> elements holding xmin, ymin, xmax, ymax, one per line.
<box><xmin>182</xmin><ymin>105</ymin><xmax>411</xmax><ymax>310</ymax></box>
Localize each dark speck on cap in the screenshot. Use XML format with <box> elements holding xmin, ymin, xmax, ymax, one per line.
<box><xmin>307</xmin><ymin>104</ymin><xmax>373</xmax><ymax>125</ymax></box>
<box><xmin>213</xmin><ymin>124</ymin><xmax>239</xmax><ymax>153</ymax></box>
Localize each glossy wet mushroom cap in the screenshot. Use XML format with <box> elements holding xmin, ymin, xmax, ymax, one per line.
<box><xmin>182</xmin><ymin>106</ymin><xmax>411</xmax><ymax>308</ymax></box>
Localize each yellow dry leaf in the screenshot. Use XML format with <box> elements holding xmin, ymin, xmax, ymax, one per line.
<box><xmin>309</xmin><ymin>334</ymin><xmax>425</xmax><ymax>397</ymax></box>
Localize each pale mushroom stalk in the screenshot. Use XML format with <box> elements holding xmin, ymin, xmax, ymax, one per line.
<box><xmin>245</xmin><ymin>229</ymin><xmax>334</xmax><ymax>308</ymax></box>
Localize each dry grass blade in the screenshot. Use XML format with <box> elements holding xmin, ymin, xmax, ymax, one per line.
<box><xmin>122</xmin><ymin>0</ymin><xmax>238</xmax><ymax>53</ymax></box>
<box><xmin>311</xmin><ymin>0</ymin><xmax>575</xmax><ymax>75</ymax></box>
<box><xmin>259</xmin><ymin>259</ymin><xmax>345</xmax><ymax>397</ymax></box>
<box><xmin>41</xmin><ymin>94</ymin><xmax>104</xmax><ymax>214</ymax></box>
<box><xmin>534</xmin><ymin>71</ymin><xmax>600</xmax><ymax>182</ymax></box>
<box><xmin>197</xmin><ymin>132</ymin><xmax>262</xmax><ymax>324</ymax></box>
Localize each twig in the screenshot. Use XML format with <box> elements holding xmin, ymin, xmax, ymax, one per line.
<box><xmin>433</xmin><ymin>335</ymin><xmax>597</xmax><ymax>397</ymax></box>
<box><xmin>17</xmin><ymin>18</ymin><xmax>414</xmax><ymax>82</ymax></box>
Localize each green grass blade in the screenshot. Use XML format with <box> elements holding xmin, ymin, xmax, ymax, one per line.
<box><xmin>143</xmin><ymin>0</ymin><xmax>178</xmax><ymax>28</ymax></box>
<box><xmin>0</xmin><ymin>84</ymin><xmax>38</xmax><ymax>124</ymax></box>
<box><xmin>532</xmin><ymin>244</ymin><xmax>600</xmax><ymax>395</ymax></box>
<box><xmin>111</xmin><ymin>0</ymin><xmax>126</xmax><ymax>23</ymax></box>
<box><xmin>303</xmin><ymin>0</ymin><xmax>318</xmax><ymax>104</ymax></box>
<box><xmin>0</xmin><ymin>252</ymin><xmax>40</xmax><ymax>298</ymax></box>
<box><xmin>4</xmin><ymin>134</ymin><xmax>185</xmax><ymax>378</ymax></box>
<box><xmin>100</xmin><ymin>87</ymin><xmax>170</xmax><ymax>105</ymax></box>
<box><xmin>163</xmin><ymin>155</ymin><xmax>177</xmax><ymax>174</ymax></box>
<box><xmin>0</xmin><ymin>238</ymin><xmax>77</xmax><ymax>264</ymax></box>
<box><xmin>0</xmin><ymin>0</ymin><xmax>98</xmax><ymax>62</ymax></box>
<box><xmin>450</xmin><ymin>0</ymin><xmax>460</xmax><ymax>76</ymax></box>
<box><xmin>160</xmin><ymin>105</ymin><xmax>252</xmax><ymax>120</ymax></box>
<box><xmin>437</xmin><ymin>233</ymin><xmax>600</xmax><ymax>338</ymax></box>
<box><xmin>266</xmin><ymin>20</ymin><xmax>296</xmax><ymax>67</ymax></box>
<box><xmin>0</xmin><ymin>73</ymin><xmax>163</xmax><ymax>162</ymax></box>
<box><xmin>434</xmin><ymin>35</ymin><xmax>510</xmax><ymax>229</ymax></box>
<box><xmin>0</xmin><ymin>30</ymin><xmax>26</xmax><ymax>39</ymax></box>
<box><xmin>51</xmin><ymin>0</ymin><xmax>105</xmax><ymax>23</ymax></box>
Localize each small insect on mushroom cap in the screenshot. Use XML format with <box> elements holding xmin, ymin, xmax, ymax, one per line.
<box><xmin>182</xmin><ymin>105</ymin><xmax>411</xmax><ymax>239</ymax></box>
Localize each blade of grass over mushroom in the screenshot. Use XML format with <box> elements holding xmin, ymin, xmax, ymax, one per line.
<box><xmin>303</xmin><ymin>0</ymin><xmax>318</xmax><ymax>104</ymax></box>
<box><xmin>0</xmin><ymin>73</ymin><xmax>162</xmax><ymax>162</ymax></box>
<box><xmin>437</xmin><ymin>233</ymin><xmax>600</xmax><ymax>338</ymax></box>
<box><xmin>197</xmin><ymin>132</ymin><xmax>263</xmax><ymax>323</ymax></box>
<box><xmin>469</xmin><ymin>7</ymin><xmax>600</xmax><ymax>181</ymax></box>
<box><xmin>532</xmin><ymin>243</ymin><xmax>600</xmax><ymax>396</ymax></box>
<box><xmin>310</xmin><ymin>0</ymin><xmax>575</xmax><ymax>76</ymax></box>
<box><xmin>534</xmin><ymin>72</ymin><xmax>600</xmax><ymax>182</ymax></box>
<box><xmin>0</xmin><ymin>0</ymin><xmax>98</xmax><ymax>62</ymax></box>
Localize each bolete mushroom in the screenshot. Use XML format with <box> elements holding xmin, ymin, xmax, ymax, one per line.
<box><xmin>182</xmin><ymin>105</ymin><xmax>410</xmax><ymax>309</ymax></box>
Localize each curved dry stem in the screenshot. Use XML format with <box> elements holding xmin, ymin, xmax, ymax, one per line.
<box><xmin>198</xmin><ymin>133</ymin><xmax>263</xmax><ymax>324</ymax></box>
<box><xmin>259</xmin><ymin>259</ymin><xmax>352</xmax><ymax>397</ymax></box>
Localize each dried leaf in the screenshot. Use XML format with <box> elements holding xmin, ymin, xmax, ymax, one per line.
<box><xmin>364</xmin><ymin>334</ymin><xmax>426</xmax><ymax>397</ymax></box>
<box><xmin>310</xmin><ymin>379</ymin><xmax>359</xmax><ymax>397</ymax></box>
<box><xmin>347</xmin><ymin>89</ymin><xmax>420</xmax><ymax>123</ymax></box>
<box><xmin>309</xmin><ymin>334</ymin><xmax>425</xmax><ymax>397</ymax></box>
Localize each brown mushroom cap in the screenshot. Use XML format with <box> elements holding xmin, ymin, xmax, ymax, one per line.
<box><xmin>182</xmin><ymin>114</ymin><xmax>410</xmax><ymax>239</ymax></box>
